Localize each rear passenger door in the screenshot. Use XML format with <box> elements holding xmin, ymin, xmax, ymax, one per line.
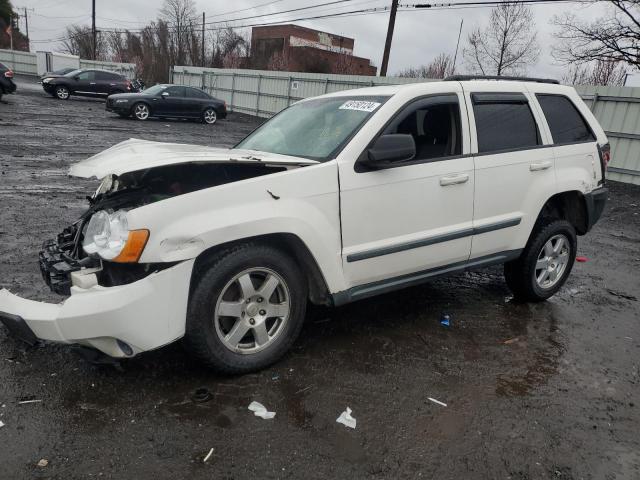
<box><xmin>185</xmin><ymin>87</ymin><xmax>209</xmax><ymax>117</ymax></box>
<box><xmin>465</xmin><ymin>86</ymin><xmax>556</xmax><ymax>260</ymax></box>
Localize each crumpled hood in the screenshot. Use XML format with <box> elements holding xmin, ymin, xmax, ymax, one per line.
<box><xmin>69</xmin><ymin>138</ymin><xmax>318</xmax><ymax>179</ymax></box>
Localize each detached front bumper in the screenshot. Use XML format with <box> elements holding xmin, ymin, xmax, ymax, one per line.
<box><xmin>0</xmin><ymin>259</ymin><xmax>195</xmax><ymax>358</ymax></box>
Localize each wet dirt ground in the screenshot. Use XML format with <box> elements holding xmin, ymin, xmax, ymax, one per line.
<box><xmin>0</xmin><ymin>77</ymin><xmax>639</xmax><ymax>479</ymax></box>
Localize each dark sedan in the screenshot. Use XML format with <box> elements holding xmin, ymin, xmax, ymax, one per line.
<box><xmin>42</xmin><ymin>68</ymin><xmax>133</xmax><ymax>100</ymax></box>
<box><xmin>106</xmin><ymin>84</ymin><xmax>227</xmax><ymax>124</ymax></box>
<box><xmin>0</xmin><ymin>62</ymin><xmax>17</xmax><ymax>102</ymax></box>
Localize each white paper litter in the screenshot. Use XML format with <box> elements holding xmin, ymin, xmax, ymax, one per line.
<box><xmin>0</xmin><ymin>421</ymin><xmax>5</xmax><ymax>428</ymax></box>
<box><xmin>428</xmin><ymin>397</ymin><xmax>447</xmax><ymax>407</ymax></box>
<box><xmin>336</xmin><ymin>407</ymin><xmax>357</xmax><ymax>429</ymax></box>
<box><xmin>248</xmin><ymin>401</ymin><xmax>276</xmax><ymax>420</ymax></box>
<box><xmin>18</xmin><ymin>399</ymin><xmax>42</xmax><ymax>405</ymax></box>
<box><xmin>203</xmin><ymin>447</ymin><xmax>214</xmax><ymax>463</ymax></box>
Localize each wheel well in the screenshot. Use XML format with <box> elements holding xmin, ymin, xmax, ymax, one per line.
<box><xmin>191</xmin><ymin>233</ymin><xmax>332</xmax><ymax>306</ymax></box>
<box><xmin>537</xmin><ymin>191</ymin><xmax>588</xmax><ymax>235</ymax></box>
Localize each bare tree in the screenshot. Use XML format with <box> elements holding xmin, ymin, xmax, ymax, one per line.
<box><xmin>463</xmin><ymin>2</ymin><xmax>539</xmax><ymax>76</ymax></box>
<box><xmin>62</xmin><ymin>25</ymin><xmax>107</xmax><ymax>60</ymax></box>
<box><xmin>552</xmin><ymin>2</ymin><xmax>640</xmax><ymax>68</ymax></box>
<box><xmin>160</xmin><ymin>0</ymin><xmax>197</xmax><ymax>66</ymax></box>
<box><xmin>562</xmin><ymin>59</ymin><xmax>627</xmax><ymax>86</ymax></box>
<box><xmin>398</xmin><ymin>53</ymin><xmax>455</xmax><ymax>79</ymax></box>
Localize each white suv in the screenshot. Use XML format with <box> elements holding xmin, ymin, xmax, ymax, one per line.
<box><xmin>0</xmin><ymin>76</ymin><xmax>609</xmax><ymax>373</ymax></box>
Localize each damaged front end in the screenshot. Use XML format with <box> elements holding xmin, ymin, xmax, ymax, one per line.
<box><xmin>1</xmin><ymin>139</ymin><xmax>317</xmax><ymax>358</ymax></box>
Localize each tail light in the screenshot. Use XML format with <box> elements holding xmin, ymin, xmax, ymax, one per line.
<box><xmin>4</xmin><ymin>70</ymin><xmax>13</xmax><ymax>78</ymax></box>
<box><xmin>597</xmin><ymin>142</ymin><xmax>610</xmax><ymax>185</ymax></box>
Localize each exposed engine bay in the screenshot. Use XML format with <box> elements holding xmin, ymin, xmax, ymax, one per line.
<box><xmin>40</xmin><ymin>162</ymin><xmax>288</xmax><ymax>295</ymax></box>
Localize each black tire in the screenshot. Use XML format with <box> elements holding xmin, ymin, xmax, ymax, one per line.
<box><xmin>132</xmin><ymin>102</ymin><xmax>150</xmax><ymax>121</ymax></box>
<box><xmin>55</xmin><ymin>85</ymin><xmax>70</xmax><ymax>100</ymax></box>
<box><xmin>202</xmin><ymin>107</ymin><xmax>217</xmax><ymax>124</ymax></box>
<box><xmin>184</xmin><ymin>243</ymin><xmax>308</xmax><ymax>373</ymax></box>
<box><xmin>504</xmin><ymin>219</ymin><xmax>577</xmax><ymax>302</ymax></box>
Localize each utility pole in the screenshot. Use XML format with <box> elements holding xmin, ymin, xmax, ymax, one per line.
<box><xmin>92</xmin><ymin>0</ymin><xmax>96</xmax><ymax>60</ymax></box>
<box><xmin>451</xmin><ymin>19</ymin><xmax>463</xmax><ymax>75</ymax></box>
<box><xmin>202</xmin><ymin>12</ymin><xmax>205</xmax><ymax>68</ymax></box>
<box><xmin>380</xmin><ymin>0</ymin><xmax>399</xmax><ymax>77</ymax></box>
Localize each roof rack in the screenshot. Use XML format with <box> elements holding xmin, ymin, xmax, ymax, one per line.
<box><xmin>445</xmin><ymin>75</ymin><xmax>560</xmax><ymax>85</ymax></box>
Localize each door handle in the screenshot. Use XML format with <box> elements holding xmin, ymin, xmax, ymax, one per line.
<box><xmin>530</xmin><ymin>161</ymin><xmax>552</xmax><ymax>171</ymax></box>
<box><xmin>90</xmin><ymin>82</ymin><xmax>96</xmax><ymax>85</ymax></box>
<box><xmin>439</xmin><ymin>174</ymin><xmax>469</xmax><ymax>186</ymax></box>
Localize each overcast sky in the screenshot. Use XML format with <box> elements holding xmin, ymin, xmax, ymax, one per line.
<box><xmin>18</xmin><ymin>0</ymin><xmax>627</xmax><ymax>81</ymax></box>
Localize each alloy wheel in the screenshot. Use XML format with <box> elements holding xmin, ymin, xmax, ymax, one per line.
<box><xmin>203</xmin><ymin>108</ymin><xmax>217</xmax><ymax>124</ymax></box>
<box><xmin>134</xmin><ymin>103</ymin><xmax>149</xmax><ymax>120</ymax></box>
<box><xmin>56</xmin><ymin>87</ymin><xmax>69</xmax><ymax>99</ymax></box>
<box><xmin>214</xmin><ymin>268</ymin><xmax>291</xmax><ymax>354</ymax></box>
<box><xmin>535</xmin><ymin>234</ymin><xmax>570</xmax><ymax>289</ymax></box>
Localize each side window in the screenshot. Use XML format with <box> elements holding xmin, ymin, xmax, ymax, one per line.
<box><xmin>536</xmin><ymin>94</ymin><xmax>595</xmax><ymax>144</ymax></box>
<box><xmin>383</xmin><ymin>95</ymin><xmax>462</xmax><ymax>161</ymax></box>
<box><xmin>186</xmin><ymin>88</ymin><xmax>209</xmax><ymax>99</ymax></box>
<box><xmin>77</xmin><ymin>71</ymin><xmax>95</xmax><ymax>81</ymax></box>
<box><xmin>472</xmin><ymin>93</ymin><xmax>540</xmax><ymax>154</ymax></box>
<box><xmin>164</xmin><ymin>86</ymin><xmax>186</xmax><ymax>97</ymax></box>
<box><xmin>95</xmin><ymin>72</ymin><xmax>116</xmax><ymax>81</ymax></box>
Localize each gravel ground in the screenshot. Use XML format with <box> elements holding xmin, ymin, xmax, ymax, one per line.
<box><xmin>0</xmin><ymin>77</ymin><xmax>639</xmax><ymax>480</ymax></box>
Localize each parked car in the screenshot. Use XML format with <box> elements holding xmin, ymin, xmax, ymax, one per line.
<box><xmin>0</xmin><ymin>62</ymin><xmax>16</xmax><ymax>101</ymax></box>
<box><xmin>40</xmin><ymin>67</ymin><xmax>77</xmax><ymax>82</ymax></box>
<box><xmin>106</xmin><ymin>84</ymin><xmax>227</xmax><ymax>124</ymax></box>
<box><xmin>0</xmin><ymin>76</ymin><xmax>609</xmax><ymax>373</ymax></box>
<box><xmin>42</xmin><ymin>68</ymin><xmax>134</xmax><ymax>100</ymax></box>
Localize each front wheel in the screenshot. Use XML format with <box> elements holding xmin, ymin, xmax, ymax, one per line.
<box><xmin>184</xmin><ymin>243</ymin><xmax>307</xmax><ymax>373</ymax></box>
<box><xmin>202</xmin><ymin>107</ymin><xmax>217</xmax><ymax>124</ymax></box>
<box><xmin>505</xmin><ymin>219</ymin><xmax>577</xmax><ymax>302</ymax></box>
<box><xmin>55</xmin><ymin>86</ymin><xmax>70</xmax><ymax>100</ymax></box>
<box><xmin>133</xmin><ymin>102</ymin><xmax>150</xmax><ymax>121</ymax></box>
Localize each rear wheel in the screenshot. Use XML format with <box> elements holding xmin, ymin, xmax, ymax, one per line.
<box><xmin>133</xmin><ymin>102</ymin><xmax>150</xmax><ymax>121</ymax></box>
<box><xmin>184</xmin><ymin>243</ymin><xmax>307</xmax><ymax>373</ymax></box>
<box><xmin>504</xmin><ymin>219</ymin><xmax>577</xmax><ymax>302</ymax></box>
<box><xmin>55</xmin><ymin>86</ymin><xmax>70</xmax><ymax>100</ymax></box>
<box><xmin>202</xmin><ymin>107</ymin><xmax>217</xmax><ymax>125</ymax></box>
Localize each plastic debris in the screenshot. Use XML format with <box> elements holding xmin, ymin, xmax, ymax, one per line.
<box><xmin>0</xmin><ymin>420</ymin><xmax>5</xmax><ymax>428</ymax></box>
<box><xmin>503</xmin><ymin>337</ymin><xmax>519</xmax><ymax>345</ymax></box>
<box><xmin>575</xmin><ymin>256</ymin><xmax>588</xmax><ymax>263</ymax></box>
<box><xmin>18</xmin><ymin>399</ymin><xmax>42</xmax><ymax>405</ymax></box>
<box><xmin>248</xmin><ymin>401</ymin><xmax>276</xmax><ymax>420</ymax></box>
<box><xmin>203</xmin><ymin>448</ymin><xmax>214</xmax><ymax>463</ymax></box>
<box><xmin>440</xmin><ymin>314</ymin><xmax>451</xmax><ymax>327</ymax></box>
<box><xmin>428</xmin><ymin>397</ymin><xmax>447</xmax><ymax>407</ymax></box>
<box><xmin>336</xmin><ymin>407</ymin><xmax>357</xmax><ymax>429</ymax></box>
<box><xmin>37</xmin><ymin>459</ymin><xmax>48</xmax><ymax>468</ymax></box>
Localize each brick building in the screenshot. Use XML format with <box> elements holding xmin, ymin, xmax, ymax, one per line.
<box><xmin>250</xmin><ymin>25</ymin><xmax>377</xmax><ymax>76</ymax></box>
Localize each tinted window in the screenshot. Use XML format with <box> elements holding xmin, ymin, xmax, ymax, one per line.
<box><xmin>77</xmin><ymin>71</ymin><xmax>95</xmax><ymax>81</ymax></box>
<box><xmin>186</xmin><ymin>88</ymin><xmax>210</xmax><ymax>99</ymax></box>
<box><xmin>384</xmin><ymin>95</ymin><xmax>462</xmax><ymax>161</ymax></box>
<box><xmin>96</xmin><ymin>71</ymin><xmax>121</xmax><ymax>81</ymax></box>
<box><xmin>537</xmin><ymin>94</ymin><xmax>595</xmax><ymax>144</ymax></box>
<box><xmin>473</xmin><ymin>93</ymin><xmax>540</xmax><ymax>153</ymax></box>
<box><xmin>164</xmin><ymin>86</ymin><xmax>185</xmax><ymax>97</ymax></box>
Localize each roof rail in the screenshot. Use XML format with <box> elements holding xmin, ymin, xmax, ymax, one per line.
<box><xmin>445</xmin><ymin>75</ymin><xmax>560</xmax><ymax>85</ymax></box>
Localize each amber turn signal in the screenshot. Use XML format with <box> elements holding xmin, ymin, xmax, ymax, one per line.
<box><xmin>113</xmin><ymin>230</ymin><xmax>150</xmax><ymax>263</ymax></box>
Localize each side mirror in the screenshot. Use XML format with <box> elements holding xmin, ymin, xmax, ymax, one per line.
<box><xmin>161</xmin><ymin>91</ymin><xmax>169</xmax><ymax>98</ymax></box>
<box><xmin>74</xmin><ymin>76</ymin><xmax>80</xmax><ymax>81</ymax></box>
<box><xmin>362</xmin><ymin>134</ymin><xmax>416</xmax><ymax>169</ymax></box>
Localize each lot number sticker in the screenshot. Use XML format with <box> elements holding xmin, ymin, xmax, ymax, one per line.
<box><xmin>339</xmin><ymin>100</ymin><xmax>381</xmax><ymax>112</ymax></box>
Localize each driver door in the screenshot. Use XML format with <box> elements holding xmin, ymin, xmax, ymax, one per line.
<box><xmin>339</xmin><ymin>88</ymin><xmax>475</xmax><ymax>288</ymax></box>
<box><xmin>155</xmin><ymin>86</ymin><xmax>187</xmax><ymax>116</ymax></box>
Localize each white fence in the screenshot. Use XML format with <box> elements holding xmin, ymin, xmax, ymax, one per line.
<box><xmin>0</xmin><ymin>49</ymin><xmax>136</xmax><ymax>79</ymax></box>
<box><xmin>172</xmin><ymin>66</ymin><xmax>640</xmax><ymax>185</ymax></box>
<box><xmin>0</xmin><ymin>49</ymin><xmax>37</xmax><ymax>75</ymax></box>
<box><xmin>171</xmin><ymin>66</ymin><xmax>427</xmax><ymax>118</ymax></box>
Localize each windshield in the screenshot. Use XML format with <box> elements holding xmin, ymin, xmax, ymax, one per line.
<box><xmin>235</xmin><ymin>96</ymin><xmax>389</xmax><ymax>161</ymax></box>
<box><xmin>143</xmin><ymin>85</ymin><xmax>167</xmax><ymax>96</ymax></box>
<box><xmin>64</xmin><ymin>69</ymin><xmax>82</xmax><ymax>77</ymax></box>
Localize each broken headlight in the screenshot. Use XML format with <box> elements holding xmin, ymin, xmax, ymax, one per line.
<box><xmin>83</xmin><ymin>210</ymin><xmax>149</xmax><ymax>263</ymax></box>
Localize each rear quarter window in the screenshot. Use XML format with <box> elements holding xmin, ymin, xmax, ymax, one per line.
<box><xmin>472</xmin><ymin>93</ymin><xmax>541</xmax><ymax>154</ymax></box>
<box><xmin>536</xmin><ymin>94</ymin><xmax>595</xmax><ymax>144</ymax></box>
